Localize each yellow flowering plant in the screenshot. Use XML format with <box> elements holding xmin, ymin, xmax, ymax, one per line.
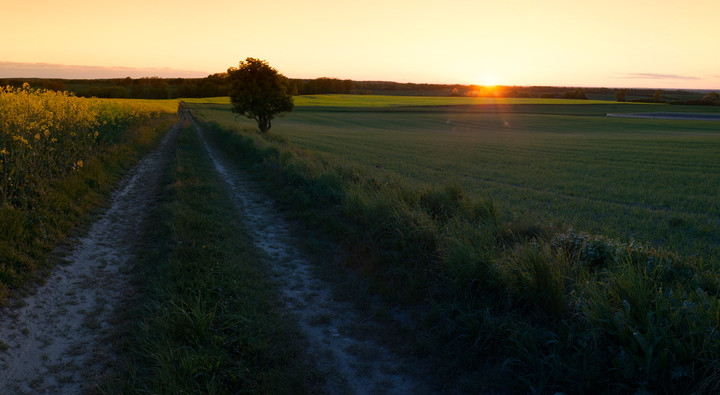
<box><xmin>0</xmin><ymin>84</ymin><xmax>170</xmax><ymax>206</ymax></box>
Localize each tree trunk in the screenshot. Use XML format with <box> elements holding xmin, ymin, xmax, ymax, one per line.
<box><xmin>257</xmin><ymin>117</ymin><xmax>271</xmax><ymax>133</ymax></box>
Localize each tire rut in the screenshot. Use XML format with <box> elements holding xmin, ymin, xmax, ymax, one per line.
<box><xmin>0</xmin><ymin>120</ymin><xmax>181</xmax><ymax>394</ymax></box>
<box><xmin>189</xmin><ymin>113</ymin><xmax>430</xmax><ymax>394</ymax></box>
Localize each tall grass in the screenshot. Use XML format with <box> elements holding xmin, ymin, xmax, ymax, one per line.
<box><xmin>191</xmin><ymin>112</ymin><xmax>720</xmax><ymax>393</ymax></box>
<box><xmin>0</xmin><ymin>84</ymin><xmax>176</xmax><ymax>304</ymax></box>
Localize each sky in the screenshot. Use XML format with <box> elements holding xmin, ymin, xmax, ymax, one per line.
<box><xmin>4</xmin><ymin>0</ymin><xmax>720</xmax><ymax>89</ymax></box>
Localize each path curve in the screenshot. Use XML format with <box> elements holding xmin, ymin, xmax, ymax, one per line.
<box><xmin>0</xmin><ymin>120</ymin><xmax>181</xmax><ymax>394</ymax></box>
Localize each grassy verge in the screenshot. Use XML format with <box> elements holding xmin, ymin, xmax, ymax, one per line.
<box><xmin>188</xmin><ymin>98</ymin><xmax>720</xmax><ymax>261</ymax></box>
<box><xmin>0</xmin><ymin>114</ymin><xmax>178</xmax><ymax>304</ymax></box>
<box><xmin>190</xmin><ymin>114</ymin><xmax>720</xmax><ymax>393</ymax></box>
<box><xmin>111</xmin><ymin>121</ymin><xmax>316</xmax><ymax>393</ymax></box>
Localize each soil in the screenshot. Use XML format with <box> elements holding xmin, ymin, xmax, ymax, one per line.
<box><xmin>190</xmin><ymin>114</ymin><xmax>433</xmax><ymax>394</ymax></box>
<box><xmin>0</xmin><ymin>114</ymin><xmax>432</xmax><ymax>394</ymax></box>
<box><xmin>0</xmin><ymin>122</ymin><xmax>181</xmax><ymax>394</ymax></box>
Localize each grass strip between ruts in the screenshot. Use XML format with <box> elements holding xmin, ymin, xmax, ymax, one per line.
<box><xmin>110</xmin><ymin>120</ymin><xmax>317</xmax><ymax>393</ymax></box>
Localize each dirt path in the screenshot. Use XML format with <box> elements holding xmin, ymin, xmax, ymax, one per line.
<box><xmin>0</xmin><ymin>121</ymin><xmax>180</xmax><ymax>394</ymax></box>
<box><xmin>189</xmin><ymin>114</ymin><xmax>431</xmax><ymax>394</ymax></box>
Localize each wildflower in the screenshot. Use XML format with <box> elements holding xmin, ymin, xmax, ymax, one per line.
<box><xmin>12</xmin><ymin>135</ymin><xmax>29</xmax><ymax>145</ymax></box>
<box><xmin>76</xmin><ymin>160</ymin><xmax>84</xmax><ymax>168</ymax></box>
<box><xmin>34</xmin><ymin>133</ymin><xmax>40</xmax><ymax>140</ymax></box>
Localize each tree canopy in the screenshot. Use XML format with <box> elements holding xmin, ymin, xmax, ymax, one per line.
<box><xmin>227</xmin><ymin>58</ymin><xmax>293</xmax><ymax>132</ymax></box>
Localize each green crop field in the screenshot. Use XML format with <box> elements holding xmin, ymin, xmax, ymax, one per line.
<box><xmin>185</xmin><ymin>94</ymin><xmax>634</xmax><ymax>107</ymax></box>
<box><xmin>114</xmin><ymin>98</ymin><xmax>181</xmax><ymax>112</ymax></box>
<box><xmin>186</xmin><ymin>95</ymin><xmax>720</xmax><ymax>261</ymax></box>
<box><xmin>185</xmin><ymin>94</ymin><xmax>720</xmax><ymax>392</ymax></box>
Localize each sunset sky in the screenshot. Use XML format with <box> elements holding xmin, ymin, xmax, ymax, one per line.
<box><xmin>4</xmin><ymin>0</ymin><xmax>719</xmax><ymax>89</ymax></box>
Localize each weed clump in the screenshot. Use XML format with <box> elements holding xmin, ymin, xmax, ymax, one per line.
<box><xmin>553</xmin><ymin>229</ymin><xmax>619</xmax><ymax>268</ymax></box>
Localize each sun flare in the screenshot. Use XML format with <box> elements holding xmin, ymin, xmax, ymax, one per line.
<box><xmin>480</xmin><ymin>72</ymin><xmax>499</xmax><ymax>87</ymax></box>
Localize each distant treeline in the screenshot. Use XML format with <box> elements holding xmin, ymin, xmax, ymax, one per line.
<box><xmin>0</xmin><ymin>75</ymin><xmax>230</xmax><ymax>99</ymax></box>
<box><xmin>2</xmin><ymin>76</ymin><xmax>716</xmax><ymax>104</ymax></box>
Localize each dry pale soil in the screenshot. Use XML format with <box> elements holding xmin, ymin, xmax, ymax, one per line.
<box><xmin>0</xmin><ymin>115</ymin><xmax>433</xmax><ymax>394</ymax></box>
<box><xmin>190</xmin><ymin>114</ymin><xmax>434</xmax><ymax>394</ymax></box>
<box><xmin>0</xmin><ymin>122</ymin><xmax>181</xmax><ymax>394</ymax></box>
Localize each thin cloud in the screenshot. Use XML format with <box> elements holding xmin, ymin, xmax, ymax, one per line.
<box><xmin>616</xmin><ymin>72</ymin><xmax>701</xmax><ymax>80</ymax></box>
<box><xmin>0</xmin><ymin>61</ymin><xmax>210</xmax><ymax>79</ymax></box>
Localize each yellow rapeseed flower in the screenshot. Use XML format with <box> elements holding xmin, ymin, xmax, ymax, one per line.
<box><xmin>0</xmin><ymin>86</ymin><xmax>171</xmax><ymax>205</ymax></box>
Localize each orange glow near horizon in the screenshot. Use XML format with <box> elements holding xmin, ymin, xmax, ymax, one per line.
<box><xmin>3</xmin><ymin>0</ymin><xmax>720</xmax><ymax>89</ymax></box>
<box><xmin>480</xmin><ymin>73</ymin><xmax>499</xmax><ymax>88</ymax></box>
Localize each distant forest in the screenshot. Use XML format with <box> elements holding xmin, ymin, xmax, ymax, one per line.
<box><xmin>2</xmin><ymin>75</ymin><xmax>717</xmax><ymax>105</ymax></box>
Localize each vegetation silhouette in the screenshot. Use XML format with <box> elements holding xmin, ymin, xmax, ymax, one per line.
<box><xmin>227</xmin><ymin>58</ymin><xmax>293</xmax><ymax>133</ymax></box>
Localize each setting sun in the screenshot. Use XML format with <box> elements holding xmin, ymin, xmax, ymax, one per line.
<box><xmin>2</xmin><ymin>0</ymin><xmax>720</xmax><ymax>87</ymax></box>
<box><xmin>480</xmin><ymin>72</ymin><xmax>499</xmax><ymax>87</ymax></box>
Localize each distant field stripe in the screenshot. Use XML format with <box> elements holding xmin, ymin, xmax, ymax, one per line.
<box><xmin>462</xmin><ymin>172</ymin><xmax>719</xmax><ymax>221</ymax></box>
<box><xmin>607</xmin><ymin>112</ymin><xmax>720</xmax><ymax>121</ymax></box>
<box><xmin>182</xmin><ymin>95</ymin><xmax>625</xmax><ymax>108</ymax></box>
<box><xmin>293</xmin><ymin>94</ymin><xmax>621</xmax><ymax>107</ymax></box>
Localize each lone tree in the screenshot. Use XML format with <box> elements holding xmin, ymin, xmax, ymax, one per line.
<box><xmin>227</xmin><ymin>58</ymin><xmax>293</xmax><ymax>132</ymax></box>
<box><xmin>653</xmin><ymin>89</ymin><xmax>664</xmax><ymax>102</ymax></box>
<box><xmin>615</xmin><ymin>88</ymin><xmax>627</xmax><ymax>102</ymax></box>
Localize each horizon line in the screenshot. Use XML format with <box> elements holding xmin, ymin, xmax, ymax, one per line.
<box><xmin>1</xmin><ymin>61</ymin><xmax>718</xmax><ymax>91</ymax></box>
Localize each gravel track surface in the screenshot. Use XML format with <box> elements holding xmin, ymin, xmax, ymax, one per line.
<box><xmin>0</xmin><ymin>122</ymin><xmax>180</xmax><ymax>394</ymax></box>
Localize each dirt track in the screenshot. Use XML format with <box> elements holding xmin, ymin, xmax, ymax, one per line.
<box><xmin>190</xmin><ymin>113</ymin><xmax>430</xmax><ymax>394</ymax></box>
<box><xmin>0</xmin><ymin>114</ymin><xmax>430</xmax><ymax>393</ymax></box>
<box><xmin>0</xmin><ymin>122</ymin><xmax>180</xmax><ymax>394</ymax></box>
